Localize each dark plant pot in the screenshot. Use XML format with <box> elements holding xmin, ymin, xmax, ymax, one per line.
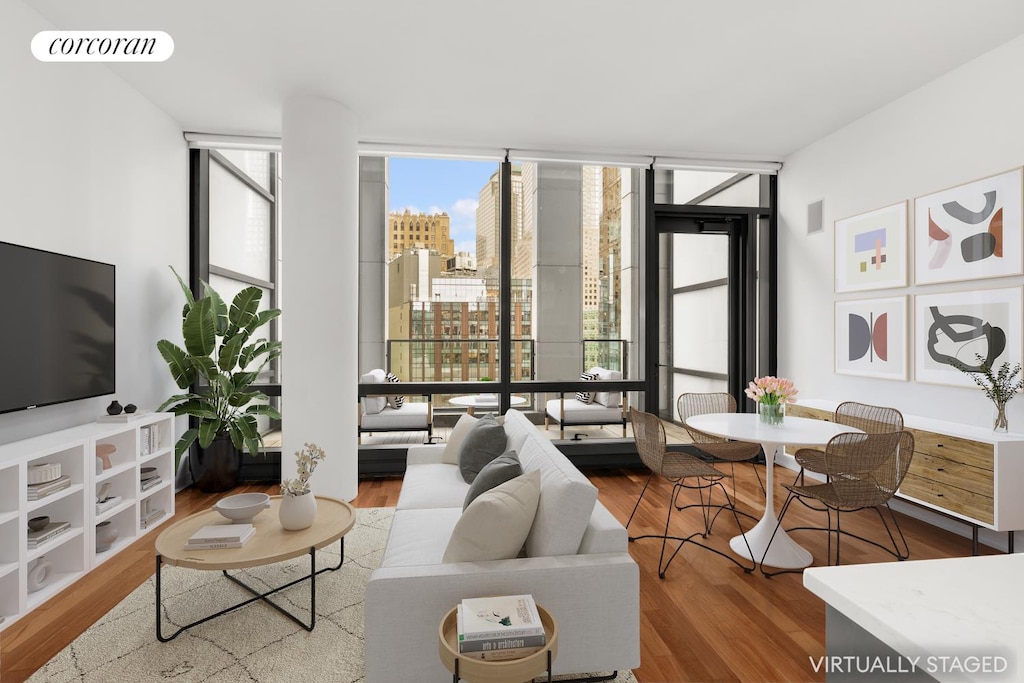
<box><xmin>190</xmin><ymin>433</ymin><xmax>241</xmax><ymax>492</ymax></box>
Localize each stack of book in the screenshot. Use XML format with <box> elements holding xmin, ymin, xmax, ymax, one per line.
<box><xmin>27</xmin><ymin>520</ymin><xmax>71</xmax><ymax>549</ymax></box>
<box><xmin>27</xmin><ymin>475</ymin><xmax>71</xmax><ymax>501</ymax></box>
<box><xmin>140</xmin><ymin>506</ymin><xmax>166</xmax><ymax>529</ymax></box>
<box><xmin>184</xmin><ymin>523</ymin><xmax>255</xmax><ymax>550</ymax></box>
<box><xmin>140</xmin><ymin>470</ymin><xmax>162</xmax><ymax>491</ymax></box>
<box><xmin>457</xmin><ymin>594</ymin><xmax>546</xmax><ymax>661</ymax></box>
<box><xmin>140</xmin><ymin>424</ymin><xmax>160</xmax><ymax>456</ymax></box>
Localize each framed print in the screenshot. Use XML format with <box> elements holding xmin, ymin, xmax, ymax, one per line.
<box><xmin>914</xmin><ymin>167</ymin><xmax>1023</xmax><ymax>285</ymax></box>
<box><xmin>835</xmin><ymin>296</ymin><xmax>907</xmax><ymax>380</ymax></box>
<box><xmin>914</xmin><ymin>287</ymin><xmax>1022</xmax><ymax>387</ymax></box>
<box><xmin>834</xmin><ymin>202</ymin><xmax>908</xmax><ymax>292</ymax></box>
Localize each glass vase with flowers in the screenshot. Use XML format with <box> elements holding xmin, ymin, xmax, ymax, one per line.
<box><xmin>744</xmin><ymin>376</ymin><xmax>798</xmax><ymax>426</ymax></box>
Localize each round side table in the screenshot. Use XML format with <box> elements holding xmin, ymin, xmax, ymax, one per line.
<box><xmin>438</xmin><ymin>604</ymin><xmax>558</xmax><ymax>683</ymax></box>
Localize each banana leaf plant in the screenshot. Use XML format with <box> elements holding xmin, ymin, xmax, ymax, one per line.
<box><xmin>157</xmin><ymin>267</ymin><xmax>282</xmax><ymax>469</ymax></box>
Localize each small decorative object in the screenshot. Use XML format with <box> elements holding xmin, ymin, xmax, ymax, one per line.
<box><xmin>28</xmin><ymin>462</ymin><xmax>61</xmax><ymax>485</ymax></box>
<box><xmin>951</xmin><ymin>354</ymin><xmax>1024</xmax><ymax>433</ymax></box>
<box><xmin>27</xmin><ymin>555</ymin><xmax>53</xmax><ymax>593</ymax></box>
<box><xmin>27</xmin><ymin>515</ymin><xmax>49</xmax><ymax>532</ymax></box>
<box><xmin>96</xmin><ymin>457</ymin><xmax>103</xmax><ymax>475</ymax></box>
<box><xmin>214</xmin><ymin>492</ymin><xmax>271</xmax><ymax>524</ymax></box>
<box><xmin>280</xmin><ymin>443</ymin><xmax>327</xmax><ymax>531</ymax></box>
<box><xmin>97</xmin><ymin>482</ymin><xmax>112</xmax><ymax>503</ymax></box>
<box><xmin>124</xmin><ymin>403</ymin><xmax>137</xmax><ymax>413</ymax></box>
<box><xmin>96</xmin><ymin>520</ymin><xmax>118</xmax><ymax>552</ymax></box>
<box><xmin>745</xmin><ymin>376</ymin><xmax>798</xmax><ymax>426</ymax></box>
<box><xmin>97</xmin><ymin>443</ymin><xmax>116</xmax><ymax>469</ymax></box>
<box><xmin>106</xmin><ymin>400</ymin><xmax>123</xmax><ymax>415</ymax></box>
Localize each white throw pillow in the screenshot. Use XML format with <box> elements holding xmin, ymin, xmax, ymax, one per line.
<box><xmin>442</xmin><ymin>470</ymin><xmax>541</xmax><ymax>563</ymax></box>
<box><xmin>360</xmin><ymin>370</ymin><xmax>387</xmax><ymax>415</ymax></box>
<box><xmin>442</xmin><ymin>413</ymin><xmax>479</xmax><ymax>464</ymax></box>
<box><xmin>590</xmin><ymin>366</ymin><xmax>622</xmax><ymax>408</ymax></box>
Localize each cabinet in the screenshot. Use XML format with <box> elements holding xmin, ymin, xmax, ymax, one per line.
<box><xmin>0</xmin><ymin>413</ymin><xmax>175</xmax><ymax>631</ymax></box>
<box><xmin>788</xmin><ymin>400</ymin><xmax>1024</xmax><ymax>544</ymax></box>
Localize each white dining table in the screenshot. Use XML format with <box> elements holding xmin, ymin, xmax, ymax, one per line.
<box><xmin>684</xmin><ymin>412</ymin><xmax>861</xmax><ymax>569</ymax></box>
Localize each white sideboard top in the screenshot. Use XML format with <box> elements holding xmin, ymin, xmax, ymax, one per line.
<box><xmin>804</xmin><ymin>555</ymin><xmax>1023</xmax><ymax>682</ymax></box>
<box><xmin>795</xmin><ymin>399</ymin><xmax>1024</xmax><ymax>443</ymax></box>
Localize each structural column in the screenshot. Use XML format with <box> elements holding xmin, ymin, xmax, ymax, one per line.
<box><xmin>531</xmin><ymin>163</ymin><xmax>583</xmax><ymax>379</ymax></box>
<box><xmin>358</xmin><ymin>157</ymin><xmax>388</xmax><ymax>372</ymax></box>
<box><xmin>282</xmin><ymin>96</ymin><xmax>358</xmax><ymax>501</ymax></box>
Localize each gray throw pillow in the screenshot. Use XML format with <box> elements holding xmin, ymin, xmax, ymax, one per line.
<box><xmin>457</xmin><ymin>413</ymin><xmax>508</xmax><ymax>483</ymax></box>
<box><xmin>463</xmin><ymin>450</ymin><xmax>522</xmax><ymax>509</ymax></box>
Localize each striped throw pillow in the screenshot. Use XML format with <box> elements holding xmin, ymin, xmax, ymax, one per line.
<box><xmin>575</xmin><ymin>371</ymin><xmax>598</xmax><ymax>404</ymax></box>
<box><xmin>385</xmin><ymin>372</ymin><xmax>405</xmax><ymax>409</ymax></box>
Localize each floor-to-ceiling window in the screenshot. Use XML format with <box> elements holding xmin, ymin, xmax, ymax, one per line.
<box><xmin>189</xmin><ymin>147</ymin><xmax>282</xmax><ymax>462</ymax></box>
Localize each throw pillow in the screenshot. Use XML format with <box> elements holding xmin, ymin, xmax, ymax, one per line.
<box><xmin>591</xmin><ymin>367</ymin><xmax>622</xmax><ymax>408</ymax></box>
<box><xmin>360</xmin><ymin>370</ymin><xmax>386</xmax><ymax>415</ymax></box>
<box><xmin>575</xmin><ymin>371</ymin><xmax>598</xmax><ymax>404</ymax></box>
<box><xmin>442</xmin><ymin>413</ymin><xmax>479</xmax><ymax>464</ymax></box>
<box><xmin>442</xmin><ymin>470</ymin><xmax>541</xmax><ymax>563</ymax></box>
<box><xmin>384</xmin><ymin>371</ymin><xmax>405</xmax><ymax>409</ymax></box>
<box><xmin>457</xmin><ymin>414</ymin><xmax>508</xmax><ymax>484</ymax></box>
<box><xmin>463</xmin><ymin>450</ymin><xmax>522</xmax><ymax>509</ymax></box>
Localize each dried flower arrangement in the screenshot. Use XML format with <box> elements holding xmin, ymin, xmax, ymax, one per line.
<box><xmin>281</xmin><ymin>442</ymin><xmax>327</xmax><ymax>496</ymax></box>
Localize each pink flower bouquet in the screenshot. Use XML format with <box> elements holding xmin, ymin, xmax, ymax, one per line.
<box><xmin>744</xmin><ymin>376</ymin><xmax>798</xmax><ymax>406</ymax></box>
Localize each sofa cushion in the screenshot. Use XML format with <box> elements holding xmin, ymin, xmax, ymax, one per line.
<box><xmin>385</xmin><ymin>371</ymin><xmax>404</xmax><ymax>409</ymax></box>
<box><xmin>518</xmin><ymin>437</ymin><xmax>599</xmax><ymax>557</ymax></box>
<box><xmin>360</xmin><ymin>402</ymin><xmax>429</xmax><ymax>430</ymax></box>
<box><xmin>397</xmin><ymin>463</ymin><xmax>470</xmax><ymax>510</ymax></box>
<box><xmin>442</xmin><ymin>413</ymin><xmax>478</xmax><ymax>464</ymax></box>
<box><xmin>590</xmin><ymin>367</ymin><xmax>622</xmax><ymax>408</ymax></box>
<box><xmin>360</xmin><ymin>369</ymin><xmax>387</xmax><ymax>415</ymax></box>
<box><xmin>442</xmin><ymin>470</ymin><xmax>541</xmax><ymax>563</ymax></box>
<box><xmin>463</xmin><ymin>450</ymin><xmax>522</xmax><ymax>509</ymax></box>
<box><xmin>575</xmin><ymin>371</ymin><xmax>598</xmax><ymax>404</ymax></box>
<box><xmin>381</xmin><ymin>508</ymin><xmax>463</xmax><ymax>567</ymax></box>
<box><xmin>545</xmin><ymin>399</ymin><xmax>623</xmax><ymax>424</ymax></box>
<box><xmin>457</xmin><ymin>414</ymin><xmax>507</xmax><ymax>483</ymax></box>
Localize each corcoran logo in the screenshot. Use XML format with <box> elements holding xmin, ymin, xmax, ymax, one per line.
<box><xmin>31</xmin><ymin>31</ymin><xmax>174</xmax><ymax>62</ymax></box>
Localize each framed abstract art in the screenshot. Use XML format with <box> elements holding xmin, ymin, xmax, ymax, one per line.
<box><xmin>835</xmin><ymin>296</ymin><xmax>907</xmax><ymax>380</ymax></box>
<box><xmin>914</xmin><ymin>168</ymin><xmax>1023</xmax><ymax>285</ymax></box>
<box><xmin>914</xmin><ymin>287</ymin><xmax>1023</xmax><ymax>387</ymax></box>
<box><xmin>834</xmin><ymin>201</ymin><xmax>908</xmax><ymax>293</ymax></box>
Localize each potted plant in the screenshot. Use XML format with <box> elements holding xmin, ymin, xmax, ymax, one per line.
<box><xmin>157</xmin><ymin>267</ymin><xmax>282</xmax><ymax>492</ymax></box>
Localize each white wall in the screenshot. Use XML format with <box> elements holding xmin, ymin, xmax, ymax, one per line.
<box><xmin>779</xmin><ymin>33</ymin><xmax>1024</xmax><ymax>430</ymax></box>
<box><xmin>0</xmin><ymin>1</ymin><xmax>187</xmax><ymax>444</ymax></box>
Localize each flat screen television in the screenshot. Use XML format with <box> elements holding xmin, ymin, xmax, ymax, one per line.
<box><xmin>0</xmin><ymin>241</ymin><xmax>115</xmax><ymax>414</ymax></box>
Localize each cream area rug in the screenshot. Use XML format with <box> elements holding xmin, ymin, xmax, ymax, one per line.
<box><xmin>32</xmin><ymin>508</ymin><xmax>637</xmax><ymax>683</ymax></box>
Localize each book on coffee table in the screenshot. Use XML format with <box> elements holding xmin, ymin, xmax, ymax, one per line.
<box><xmin>184</xmin><ymin>523</ymin><xmax>255</xmax><ymax>549</ymax></box>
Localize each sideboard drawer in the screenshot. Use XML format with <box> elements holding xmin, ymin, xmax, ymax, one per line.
<box><xmin>906</xmin><ymin>450</ymin><xmax>994</xmax><ymax>499</ymax></box>
<box><xmin>907</xmin><ymin>428</ymin><xmax>994</xmax><ymax>471</ymax></box>
<box><xmin>899</xmin><ymin>471</ymin><xmax>994</xmax><ymax>524</ymax></box>
<box><xmin>788</xmin><ymin>404</ymin><xmax>831</xmax><ymax>421</ymax></box>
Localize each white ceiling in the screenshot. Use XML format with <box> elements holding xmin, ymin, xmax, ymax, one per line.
<box><xmin>23</xmin><ymin>0</ymin><xmax>1024</xmax><ymax>162</ymax></box>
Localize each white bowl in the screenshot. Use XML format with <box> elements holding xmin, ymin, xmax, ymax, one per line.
<box><xmin>213</xmin><ymin>493</ymin><xmax>271</xmax><ymax>524</ymax></box>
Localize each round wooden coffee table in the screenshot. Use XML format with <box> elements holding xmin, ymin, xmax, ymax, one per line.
<box><xmin>438</xmin><ymin>603</ymin><xmax>558</xmax><ymax>683</ymax></box>
<box><xmin>154</xmin><ymin>495</ymin><xmax>355</xmax><ymax>641</ymax></box>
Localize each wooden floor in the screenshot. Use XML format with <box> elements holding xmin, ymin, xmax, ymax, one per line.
<box><xmin>0</xmin><ymin>463</ymin><xmax>989</xmax><ymax>683</ymax></box>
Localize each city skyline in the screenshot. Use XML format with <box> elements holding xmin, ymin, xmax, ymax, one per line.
<box><xmin>388</xmin><ymin>157</ymin><xmax>498</xmax><ymax>255</ymax></box>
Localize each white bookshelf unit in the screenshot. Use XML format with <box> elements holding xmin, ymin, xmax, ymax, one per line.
<box><xmin>0</xmin><ymin>412</ymin><xmax>175</xmax><ymax>631</ymax></box>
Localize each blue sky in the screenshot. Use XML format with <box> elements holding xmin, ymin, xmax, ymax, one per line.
<box><xmin>388</xmin><ymin>157</ymin><xmax>499</xmax><ymax>254</ymax></box>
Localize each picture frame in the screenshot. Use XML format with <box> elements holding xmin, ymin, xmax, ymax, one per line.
<box><xmin>913</xmin><ymin>286</ymin><xmax>1023</xmax><ymax>387</ymax></box>
<box><xmin>914</xmin><ymin>167</ymin><xmax>1023</xmax><ymax>285</ymax></box>
<box><xmin>835</xmin><ymin>296</ymin><xmax>907</xmax><ymax>380</ymax></box>
<box><xmin>834</xmin><ymin>201</ymin><xmax>908</xmax><ymax>293</ymax></box>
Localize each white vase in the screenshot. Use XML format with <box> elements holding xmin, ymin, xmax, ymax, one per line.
<box><xmin>27</xmin><ymin>555</ymin><xmax>53</xmax><ymax>593</ymax></box>
<box><xmin>279</xmin><ymin>492</ymin><xmax>317</xmax><ymax>530</ymax></box>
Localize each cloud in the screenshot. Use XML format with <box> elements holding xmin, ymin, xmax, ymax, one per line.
<box><xmin>452</xmin><ymin>198</ymin><xmax>478</xmax><ymax>217</ymax></box>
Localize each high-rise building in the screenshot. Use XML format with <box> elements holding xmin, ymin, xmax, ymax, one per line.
<box><xmin>387</xmin><ymin>209</ymin><xmax>455</xmax><ymax>261</ymax></box>
<box><xmin>475</xmin><ymin>166</ymin><xmax>526</xmax><ymax>279</ymax></box>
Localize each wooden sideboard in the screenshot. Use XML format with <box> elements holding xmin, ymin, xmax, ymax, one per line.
<box><xmin>787</xmin><ymin>399</ymin><xmax>1024</xmax><ymax>553</ymax></box>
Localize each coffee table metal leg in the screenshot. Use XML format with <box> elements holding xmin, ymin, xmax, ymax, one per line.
<box><xmin>155</xmin><ymin>539</ymin><xmax>346</xmax><ymax>641</ymax></box>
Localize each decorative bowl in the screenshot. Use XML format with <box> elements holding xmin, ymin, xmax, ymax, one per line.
<box><xmin>28</xmin><ymin>462</ymin><xmax>61</xmax><ymax>485</ymax></box>
<box><xmin>28</xmin><ymin>516</ymin><xmax>50</xmax><ymax>532</ymax></box>
<box><xmin>214</xmin><ymin>493</ymin><xmax>271</xmax><ymax>524</ymax></box>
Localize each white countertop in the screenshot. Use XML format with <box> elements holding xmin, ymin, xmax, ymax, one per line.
<box><xmin>804</xmin><ymin>554</ymin><xmax>1023</xmax><ymax>682</ymax></box>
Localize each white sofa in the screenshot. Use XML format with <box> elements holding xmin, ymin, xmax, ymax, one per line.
<box><xmin>364</xmin><ymin>409</ymin><xmax>640</xmax><ymax>682</ymax></box>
